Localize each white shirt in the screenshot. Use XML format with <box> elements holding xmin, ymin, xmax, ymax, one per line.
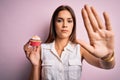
<box><xmin>41</xmin><ymin>41</ymin><xmax>82</xmax><ymax>80</ymax></box>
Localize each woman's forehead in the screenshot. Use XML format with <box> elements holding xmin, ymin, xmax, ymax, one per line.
<box><xmin>57</xmin><ymin>10</ymin><xmax>72</xmax><ymax>18</ymax></box>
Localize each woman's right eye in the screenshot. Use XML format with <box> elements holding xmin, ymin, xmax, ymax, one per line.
<box><xmin>56</xmin><ymin>19</ymin><xmax>62</xmax><ymax>23</ymax></box>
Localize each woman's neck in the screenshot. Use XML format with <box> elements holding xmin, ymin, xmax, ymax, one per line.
<box><xmin>55</xmin><ymin>38</ymin><xmax>69</xmax><ymax>56</ymax></box>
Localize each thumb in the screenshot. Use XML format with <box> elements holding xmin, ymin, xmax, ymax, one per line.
<box><xmin>77</xmin><ymin>40</ymin><xmax>94</xmax><ymax>53</ymax></box>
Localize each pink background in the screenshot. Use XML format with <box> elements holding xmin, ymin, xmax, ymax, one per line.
<box><xmin>0</xmin><ymin>0</ymin><xmax>120</xmax><ymax>80</ymax></box>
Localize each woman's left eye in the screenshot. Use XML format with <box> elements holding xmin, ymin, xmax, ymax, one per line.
<box><xmin>68</xmin><ymin>20</ymin><xmax>73</xmax><ymax>23</ymax></box>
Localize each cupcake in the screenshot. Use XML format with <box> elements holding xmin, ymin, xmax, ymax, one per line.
<box><xmin>30</xmin><ymin>35</ymin><xmax>41</xmax><ymax>46</ymax></box>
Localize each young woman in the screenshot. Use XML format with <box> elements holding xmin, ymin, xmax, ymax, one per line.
<box><xmin>24</xmin><ymin>4</ymin><xmax>115</xmax><ymax>80</ymax></box>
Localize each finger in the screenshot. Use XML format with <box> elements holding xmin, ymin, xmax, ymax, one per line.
<box><xmin>103</xmin><ymin>12</ymin><xmax>112</xmax><ymax>31</ymax></box>
<box><xmin>81</xmin><ymin>8</ymin><xmax>94</xmax><ymax>38</ymax></box>
<box><xmin>24</xmin><ymin>41</ymin><xmax>31</xmax><ymax>51</ymax></box>
<box><xmin>33</xmin><ymin>46</ymin><xmax>37</xmax><ymax>52</ymax></box>
<box><xmin>25</xmin><ymin>46</ymin><xmax>32</xmax><ymax>58</ymax></box>
<box><xmin>84</xmin><ymin>5</ymin><xmax>99</xmax><ymax>32</ymax></box>
<box><xmin>37</xmin><ymin>46</ymin><xmax>40</xmax><ymax>52</ymax></box>
<box><xmin>36</xmin><ymin>46</ymin><xmax>40</xmax><ymax>56</ymax></box>
<box><xmin>26</xmin><ymin>51</ymin><xmax>31</xmax><ymax>58</ymax></box>
<box><xmin>91</xmin><ymin>6</ymin><xmax>105</xmax><ymax>29</ymax></box>
<box><xmin>24</xmin><ymin>42</ymin><xmax>33</xmax><ymax>57</ymax></box>
<box><xmin>24</xmin><ymin>42</ymin><xmax>29</xmax><ymax>51</ymax></box>
<box><xmin>25</xmin><ymin>46</ymin><xmax>33</xmax><ymax>58</ymax></box>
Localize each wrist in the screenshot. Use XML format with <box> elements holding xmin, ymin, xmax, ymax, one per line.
<box><xmin>32</xmin><ymin>63</ymin><xmax>41</xmax><ymax>68</ymax></box>
<box><xmin>101</xmin><ymin>52</ymin><xmax>114</xmax><ymax>62</ymax></box>
<box><xmin>32</xmin><ymin>65</ymin><xmax>40</xmax><ymax>69</ymax></box>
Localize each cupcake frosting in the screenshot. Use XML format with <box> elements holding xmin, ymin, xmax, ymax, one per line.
<box><xmin>31</xmin><ymin>35</ymin><xmax>41</xmax><ymax>40</ymax></box>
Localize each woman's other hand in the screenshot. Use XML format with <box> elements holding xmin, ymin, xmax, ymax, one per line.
<box><xmin>24</xmin><ymin>41</ymin><xmax>41</xmax><ymax>66</ymax></box>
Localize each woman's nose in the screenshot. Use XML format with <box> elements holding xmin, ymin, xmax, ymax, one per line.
<box><xmin>63</xmin><ymin>21</ymin><xmax>67</xmax><ymax>28</ymax></box>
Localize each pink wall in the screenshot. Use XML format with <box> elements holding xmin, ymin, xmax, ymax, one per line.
<box><xmin>0</xmin><ymin>0</ymin><xmax>120</xmax><ymax>80</ymax></box>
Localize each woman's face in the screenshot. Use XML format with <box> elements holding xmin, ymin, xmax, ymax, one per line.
<box><xmin>55</xmin><ymin>10</ymin><xmax>74</xmax><ymax>39</ymax></box>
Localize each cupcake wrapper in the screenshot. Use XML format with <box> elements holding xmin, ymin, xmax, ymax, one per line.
<box><xmin>30</xmin><ymin>41</ymin><xmax>40</xmax><ymax>46</ymax></box>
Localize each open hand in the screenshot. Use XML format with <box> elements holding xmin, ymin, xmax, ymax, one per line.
<box><xmin>80</xmin><ymin>5</ymin><xmax>114</xmax><ymax>58</ymax></box>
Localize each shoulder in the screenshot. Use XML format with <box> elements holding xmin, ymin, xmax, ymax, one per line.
<box><xmin>69</xmin><ymin>42</ymin><xmax>80</xmax><ymax>49</ymax></box>
<box><xmin>65</xmin><ymin>42</ymin><xmax>81</xmax><ymax>52</ymax></box>
<box><xmin>70</xmin><ymin>42</ymin><xmax>83</xmax><ymax>57</ymax></box>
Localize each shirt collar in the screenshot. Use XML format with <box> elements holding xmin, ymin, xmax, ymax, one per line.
<box><xmin>50</xmin><ymin>41</ymin><xmax>74</xmax><ymax>53</ymax></box>
<box><xmin>64</xmin><ymin>41</ymin><xmax>74</xmax><ymax>52</ymax></box>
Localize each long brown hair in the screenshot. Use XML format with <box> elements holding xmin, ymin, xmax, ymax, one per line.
<box><xmin>45</xmin><ymin>5</ymin><xmax>77</xmax><ymax>43</ymax></box>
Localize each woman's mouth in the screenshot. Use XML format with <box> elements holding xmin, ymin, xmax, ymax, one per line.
<box><xmin>61</xmin><ymin>30</ymin><xmax>68</xmax><ymax>33</ymax></box>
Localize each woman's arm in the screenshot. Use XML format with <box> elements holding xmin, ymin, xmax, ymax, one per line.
<box><xmin>80</xmin><ymin>46</ymin><xmax>115</xmax><ymax>69</ymax></box>
<box><xmin>24</xmin><ymin>42</ymin><xmax>41</xmax><ymax>80</ymax></box>
<box><xmin>29</xmin><ymin>65</ymin><xmax>41</xmax><ymax>80</ymax></box>
<box><xmin>99</xmin><ymin>52</ymin><xmax>115</xmax><ymax>69</ymax></box>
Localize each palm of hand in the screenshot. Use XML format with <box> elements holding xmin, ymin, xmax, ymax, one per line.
<box><xmin>90</xmin><ymin>29</ymin><xmax>114</xmax><ymax>57</ymax></box>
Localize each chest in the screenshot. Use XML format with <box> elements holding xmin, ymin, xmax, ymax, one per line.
<box><xmin>41</xmin><ymin>48</ymin><xmax>82</xmax><ymax>80</ymax></box>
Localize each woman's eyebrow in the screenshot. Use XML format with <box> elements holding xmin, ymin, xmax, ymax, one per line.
<box><xmin>57</xmin><ymin>17</ymin><xmax>63</xmax><ymax>19</ymax></box>
<box><xmin>57</xmin><ymin>17</ymin><xmax>72</xmax><ymax>20</ymax></box>
<box><xmin>67</xmin><ymin>18</ymin><xmax>73</xmax><ymax>20</ymax></box>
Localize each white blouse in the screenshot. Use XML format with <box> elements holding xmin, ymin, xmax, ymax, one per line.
<box><xmin>41</xmin><ymin>41</ymin><xmax>82</xmax><ymax>80</ymax></box>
